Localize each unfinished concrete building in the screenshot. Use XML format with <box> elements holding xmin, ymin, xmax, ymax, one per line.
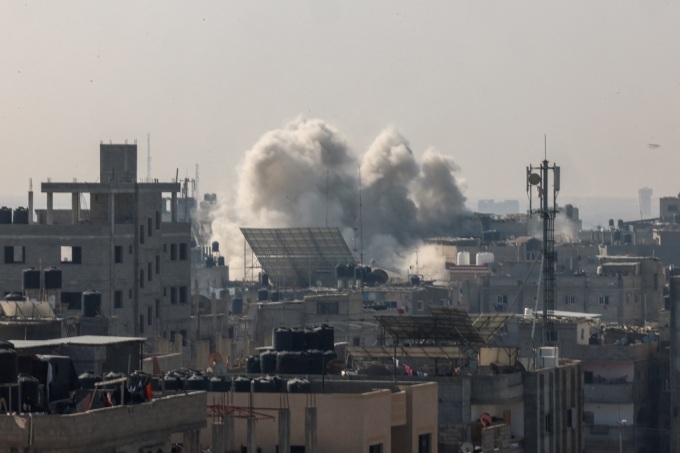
<box><xmin>0</xmin><ymin>144</ymin><xmax>192</xmax><ymax>350</ymax></box>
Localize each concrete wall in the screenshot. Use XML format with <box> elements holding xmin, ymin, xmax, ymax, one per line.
<box><xmin>0</xmin><ymin>391</ymin><xmax>206</xmax><ymax>453</ymax></box>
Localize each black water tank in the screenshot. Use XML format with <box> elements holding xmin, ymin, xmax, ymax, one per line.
<box><xmin>318</xmin><ymin>324</ymin><xmax>335</xmax><ymax>351</ymax></box>
<box><xmin>251</xmin><ymin>377</ymin><xmax>276</xmax><ymax>393</ymax></box>
<box><xmin>233</xmin><ymin>376</ymin><xmax>251</xmax><ymax>392</ymax></box>
<box><xmin>163</xmin><ymin>373</ymin><xmax>182</xmax><ymax>391</ymax></box>
<box><xmin>217</xmin><ymin>256</ymin><xmax>225</xmax><ymax>266</ymax></box>
<box><xmin>12</xmin><ymin>207</ymin><xmax>29</xmax><ymax>224</ymax></box>
<box><xmin>0</xmin><ymin>207</ymin><xmax>11</xmax><ymax>224</ymax></box>
<box><xmin>273</xmin><ymin>328</ymin><xmax>293</xmax><ymax>352</ymax></box>
<box><xmin>287</xmin><ymin>378</ymin><xmax>311</xmax><ymax>393</ymax></box>
<box><xmin>205</xmin><ymin>256</ymin><xmax>215</xmax><ymax>268</ymax></box>
<box><xmin>44</xmin><ymin>267</ymin><xmax>62</xmax><ymax>289</ymax></box>
<box><xmin>307</xmin><ymin>349</ymin><xmax>324</xmax><ymax>374</ymax></box>
<box><xmin>22</xmin><ymin>268</ymin><xmax>40</xmax><ymax>290</ymax></box>
<box><xmin>336</xmin><ymin>264</ymin><xmax>345</xmax><ymax>278</ymax></box>
<box><xmin>290</xmin><ymin>328</ymin><xmax>306</xmax><ymax>351</ymax></box>
<box><xmin>0</xmin><ymin>348</ymin><xmax>18</xmax><ymax>384</ymax></box>
<box><xmin>212</xmin><ymin>241</ymin><xmax>220</xmax><ymax>252</ymax></box>
<box><xmin>184</xmin><ymin>373</ymin><xmax>209</xmax><ymax>391</ymax></box>
<box><xmin>257</xmin><ymin>289</ymin><xmax>269</xmax><ymax>302</ymax></box>
<box><xmin>82</xmin><ymin>290</ymin><xmax>102</xmax><ymax>317</ymax></box>
<box><xmin>261</xmin><ymin>273</ymin><xmax>269</xmax><ymax>287</ymax></box>
<box><xmin>259</xmin><ymin>350</ymin><xmax>277</xmax><ymax>374</ymax></box>
<box><xmin>304</xmin><ymin>328</ymin><xmax>320</xmax><ymax>351</ymax></box>
<box><xmin>270</xmin><ymin>291</ymin><xmax>280</xmax><ymax>302</ymax></box>
<box><xmin>78</xmin><ymin>371</ymin><xmax>103</xmax><ymax>390</ymax></box>
<box><xmin>5</xmin><ymin>292</ymin><xmax>24</xmax><ymax>301</ymax></box>
<box><xmin>209</xmin><ymin>376</ymin><xmax>231</xmax><ymax>392</ymax></box>
<box><xmin>245</xmin><ymin>355</ymin><xmax>261</xmax><ymax>374</ymax></box>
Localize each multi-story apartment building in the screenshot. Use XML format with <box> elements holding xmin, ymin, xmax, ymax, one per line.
<box><xmin>0</xmin><ymin>144</ymin><xmax>192</xmax><ymax>348</ymax></box>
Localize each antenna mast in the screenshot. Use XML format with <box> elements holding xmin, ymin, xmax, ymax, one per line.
<box><xmin>359</xmin><ymin>167</ymin><xmax>364</xmax><ymax>265</ymax></box>
<box><xmin>526</xmin><ymin>135</ymin><xmax>560</xmax><ymax>347</ymax></box>
<box><xmin>146</xmin><ymin>133</ymin><xmax>151</xmax><ymax>180</ymax></box>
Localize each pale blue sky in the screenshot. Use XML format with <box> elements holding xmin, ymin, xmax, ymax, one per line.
<box><xmin>1</xmin><ymin>1</ymin><xmax>679</xmax><ymax>209</ymax></box>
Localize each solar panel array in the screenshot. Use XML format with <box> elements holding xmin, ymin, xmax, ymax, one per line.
<box><xmin>240</xmin><ymin>227</ymin><xmax>355</xmax><ymax>288</ymax></box>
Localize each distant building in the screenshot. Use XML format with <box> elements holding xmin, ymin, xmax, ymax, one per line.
<box><xmin>638</xmin><ymin>187</ymin><xmax>653</xmax><ymax>219</ymax></box>
<box><xmin>478</xmin><ymin>199</ymin><xmax>520</xmax><ymax>215</ymax></box>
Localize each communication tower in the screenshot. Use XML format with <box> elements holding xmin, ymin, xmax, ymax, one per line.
<box><xmin>526</xmin><ymin>142</ymin><xmax>560</xmax><ymax>346</ymax></box>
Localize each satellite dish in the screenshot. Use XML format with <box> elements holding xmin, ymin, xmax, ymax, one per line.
<box><xmin>528</xmin><ymin>173</ymin><xmax>542</xmax><ymax>185</ymax></box>
<box><xmin>460</xmin><ymin>442</ymin><xmax>474</xmax><ymax>453</ymax></box>
<box><xmin>213</xmin><ymin>362</ymin><xmax>228</xmax><ymax>377</ymax></box>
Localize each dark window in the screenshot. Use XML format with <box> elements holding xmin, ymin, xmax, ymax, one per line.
<box><xmin>170</xmin><ymin>287</ymin><xmax>177</xmax><ymax>304</ymax></box>
<box><xmin>140</xmin><ymin>225</ymin><xmax>145</xmax><ymax>244</ymax></box>
<box><xmin>4</xmin><ymin>246</ymin><xmax>25</xmax><ymax>264</ymax></box>
<box><xmin>180</xmin><ymin>329</ymin><xmax>187</xmax><ymax>346</ymax></box>
<box><xmin>369</xmin><ymin>444</ymin><xmax>383</xmax><ymax>453</ymax></box>
<box><xmin>155</xmin><ymin>299</ymin><xmax>160</xmax><ymax>318</ymax></box>
<box><xmin>170</xmin><ymin>331</ymin><xmax>176</xmax><ymax>343</ymax></box>
<box><xmin>129</xmin><ymin>245</ymin><xmax>133</xmax><ymax>254</ymax></box>
<box><xmin>114</xmin><ymin>290</ymin><xmax>123</xmax><ymax>309</ymax></box>
<box><xmin>61</xmin><ymin>292</ymin><xmax>82</xmax><ymax>310</ymax></box>
<box><xmin>140</xmin><ymin>270</ymin><xmax>144</xmax><ymax>288</ymax></box>
<box><xmin>583</xmin><ymin>411</ymin><xmax>595</xmax><ymax>424</ymax></box>
<box><xmin>179</xmin><ymin>243</ymin><xmax>187</xmax><ymax>260</ymax></box>
<box><xmin>545</xmin><ymin>413</ymin><xmax>552</xmax><ymax>432</ymax></box>
<box><xmin>147</xmin><ymin>263</ymin><xmax>152</xmax><ymax>281</ymax></box>
<box><xmin>115</xmin><ymin>246</ymin><xmax>123</xmax><ymax>263</ymax></box>
<box><xmin>147</xmin><ymin>218</ymin><xmax>152</xmax><ymax>237</ymax></box>
<box><xmin>599</xmin><ymin>295</ymin><xmax>609</xmax><ymax>305</ymax></box>
<box><xmin>317</xmin><ymin>301</ymin><xmax>339</xmax><ymax>314</ymax></box>
<box><xmin>170</xmin><ymin>244</ymin><xmax>177</xmax><ymax>260</ymax></box>
<box><xmin>156</xmin><ymin>255</ymin><xmax>160</xmax><ymax>274</ymax></box>
<box><xmin>418</xmin><ymin>433</ymin><xmax>431</xmax><ymax>453</ymax></box>
<box><xmin>352</xmin><ymin>336</ymin><xmax>361</xmax><ymax>347</ymax></box>
<box><xmin>147</xmin><ymin>306</ymin><xmax>152</xmax><ymax>325</ymax></box>
<box><xmin>179</xmin><ymin>286</ymin><xmax>187</xmax><ymax>304</ymax></box>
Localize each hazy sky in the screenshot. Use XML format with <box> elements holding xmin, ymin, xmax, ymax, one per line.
<box><xmin>2</xmin><ymin>1</ymin><xmax>679</xmax><ymax>210</ymax></box>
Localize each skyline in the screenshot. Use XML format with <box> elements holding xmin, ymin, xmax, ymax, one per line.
<box><xmin>2</xmin><ymin>2</ymin><xmax>679</xmax><ymax>212</ymax></box>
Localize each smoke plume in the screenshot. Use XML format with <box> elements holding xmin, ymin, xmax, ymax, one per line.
<box><xmin>211</xmin><ymin>117</ymin><xmax>472</xmax><ymax>278</ymax></box>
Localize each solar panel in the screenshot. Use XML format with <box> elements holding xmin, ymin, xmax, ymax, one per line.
<box><xmin>241</xmin><ymin>227</ymin><xmax>355</xmax><ymax>288</ymax></box>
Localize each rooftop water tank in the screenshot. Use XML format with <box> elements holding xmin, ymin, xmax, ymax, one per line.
<box><xmin>457</xmin><ymin>251</ymin><xmax>470</xmax><ymax>266</ymax></box>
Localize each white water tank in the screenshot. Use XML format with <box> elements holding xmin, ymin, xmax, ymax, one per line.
<box><xmin>476</xmin><ymin>252</ymin><xmax>495</xmax><ymax>266</ymax></box>
<box><xmin>457</xmin><ymin>251</ymin><xmax>470</xmax><ymax>266</ymax></box>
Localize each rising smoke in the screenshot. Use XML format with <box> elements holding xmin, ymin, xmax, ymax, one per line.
<box><xmin>211</xmin><ymin>117</ymin><xmax>473</xmax><ymax>279</ymax></box>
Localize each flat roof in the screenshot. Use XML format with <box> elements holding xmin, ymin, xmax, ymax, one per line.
<box><xmin>9</xmin><ymin>335</ymin><xmax>146</xmax><ymax>350</ymax></box>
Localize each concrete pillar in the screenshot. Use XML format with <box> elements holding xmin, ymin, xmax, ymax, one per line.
<box><xmin>305</xmin><ymin>407</ymin><xmax>317</xmax><ymax>453</ymax></box>
<box><xmin>183</xmin><ymin>429</ymin><xmax>200</xmax><ymax>453</ymax></box>
<box><xmin>224</xmin><ymin>415</ymin><xmax>235</xmax><ymax>452</ymax></box>
<box><xmin>212</xmin><ymin>421</ymin><xmax>225</xmax><ymax>453</ymax></box>
<box><xmin>278</xmin><ymin>408</ymin><xmax>291</xmax><ymax>453</ymax></box>
<box><xmin>71</xmin><ymin>192</ymin><xmax>80</xmax><ymax>224</ymax></box>
<box><xmin>171</xmin><ymin>192</ymin><xmax>177</xmax><ymax>223</ymax></box>
<box><xmin>28</xmin><ymin>190</ymin><xmax>33</xmax><ymax>224</ymax></box>
<box><xmin>247</xmin><ymin>416</ymin><xmax>256</xmax><ymax>453</ymax></box>
<box><xmin>46</xmin><ymin>192</ymin><xmax>53</xmax><ymax>225</ymax></box>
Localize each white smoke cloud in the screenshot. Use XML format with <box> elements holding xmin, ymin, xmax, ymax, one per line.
<box><xmin>211</xmin><ymin>117</ymin><xmax>472</xmax><ymax>279</ymax></box>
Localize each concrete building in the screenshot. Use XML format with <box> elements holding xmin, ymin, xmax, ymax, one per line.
<box><xmin>0</xmin><ymin>144</ymin><xmax>192</xmax><ymax>350</ymax></box>
<box><xmin>504</xmin><ymin>315</ymin><xmax>660</xmax><ymax>453</ymax></box>
<box><xmin>201</xmin><ymin>380</ymin><xmax>438</xmax><ymax>453</ymax></box>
